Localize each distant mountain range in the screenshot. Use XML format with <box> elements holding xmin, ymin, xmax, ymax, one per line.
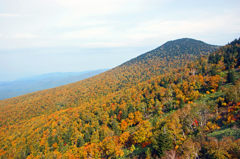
<box><xmin>0</xmin><ymin>69</ymin><xmax>108</xmax><ymax>100</ymax></box>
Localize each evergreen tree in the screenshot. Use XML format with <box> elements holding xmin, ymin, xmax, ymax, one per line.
<box><xmin>121</xmin><ymin>109</ymin><xmax>128</xmax><ymax>120</ymax></box>
<box><xmin>114</xmin><ymin>105</ymin><xmax>120</xmax><ymax>115</ymax></box>
<box><xmin>208</xmin><ymin>53</ymin><xmax>215</xmax><ymax>64</ymax></box>
<box><xmin>224</xmin><ymin>53</ymin><xmax>230</xmax><ymax>65</ymax></box>
<box><xmin>25</xmin><ymin>145</ymin><xmax>31</xmax><ymax>156</ymax></box>
<box><xmin>226</xmin><ymin>61</ymin><xmax>231</xmax><ymax>70</ymax></box>
<box><xmin>128</xmin><ymin>104</ymin><xmax>134</xmax><ymax>114</ymax></box>
<box><xmin>217</xmin><ymin>79</ymin><xmax>222</xmax><ymax>91</ymax></box>
<box><xmin>112</xmin><ymin>120</ymin><xmax>120</xmax><ymax>136</ymax></box>
<box><xmin>99</xmin><ymin>129</ymin><xmax>105</xmax><ymax>141</ymax></box>
<box><xmin>54</xmin><ymin>135</ymin><xmax>59</xmax><ymax>144</ymax></box>
<box><xmin>84</xmin><ymin>131</ymin><xmax>90</xmax><ymax>143</ymax></box>
<box><xmin>215</xmin><ymin>52</ymin><xmax>221</xmax><ymax>64</ymax></box>
<box><xmin>227</xmin><ymin>69</ymin><xmax>235</xmax><ymax>83</ymax></box>
<box><xmin>237</xmin><ymin>55</ymin><xmax>240</xmax><ymax>67</ymax></box>
<box><xmin>63</xmin><ymin>127</ymin><xmax>72</xmax><ymax>145</ymax></box>
<box><xmin>88</xmin><ymin>127</ymin><xmax>94</xmax><ymax>135</ymax></box>
<box><xmin>91</xmin><ymin>130</ymin><xmax>100</xmax><ymax>143</ymax></box>
<box><xmin>109</xmin><ymin>109</ymin><xmax>114</xmax><ymax>118</ymax></box>
<box><xmin>152</xmin><ymin>115</ymin><xmax>158</xmax><ymax>127</ymax></box>
<box><xmin>209</xmin><ymin>66</ymin><xmax>217</xmax><ymax>76</ymax></box>
<box><xmin>151</xmin><ymin>132</ymin><xmax>173</xmax><ymax>157</ymax></box>
<box><xmin>77</xmin><ymin>136</ymin><xmax>85</xmax><ymax>147</ymax></box>
<box><xmin>48</xmin><ymin>135</ymin><xmax>54</xmax><ymax>150</ymax></box>
<box><xmin>202</xmin><ymin>63</ymin><xmax>206</xmax><ymax>74</ymax></box>
<box><xmin>58</xmin><ymin>141</ymin><xmax>64</xmax><ymax>152</ymax></box>
<box><xmin>179</xmin><ymin>98</ymin><xmax>184</xmax><ymax>109</ymax></box>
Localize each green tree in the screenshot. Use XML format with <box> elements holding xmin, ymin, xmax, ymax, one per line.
<box><xmin>121</xmin><ymin>109</ymin><xmax>128</xmax><ymax>120</ymax></box>
<box><xmin>152</xmin><ymin>115</ymin><xmax>159</xmax><ymax>127</ymax></box>
<box><xmin>114</xmin><ymin>105</ymin><xmax>120</xmax><ymax>115</ymax></box>
<box><xmin>84</xmin><ymin>131</ymin><xmax>90</xmax><ymax>143</ymax></box>
<box><xmin>112</xmin><ymin>120</ymin><xmax>120</xmax><ymax>136</ymax></box>
<box><xmin>48</xmin><ymin>135</ymin><xmax>54</xmax><ymax>151</ymax></box>
<box><xmin>202</xmin><ymin>63</ymin><xmax>206</xmax><ymax>74</ymax></box>
<box><xmin>217</xmin><ymin>79</ymin><xmax>222</xmax><ymax>91</ymax></box>
<box><xmin>227</xmin><ymin>69</ymin><xmax>235</xmax><ymax>83</ymax></box>
<box><xmin>63</xmin><ymin>127</ymin><xmax>72</xmax><ymax>145</ymax></box>
<box><xmin>25</xmin><ymin>145</ymin><xmax>31</xmax><ymax>157</ymax></box>
<box><xmin>128</xmin><ymin>104</ymin><xmax>134</xmax><ymax>114</ymax></box>
<box><xmin>151</xmin><ymin>132</ymin><xmax>173</xmax><ymax>157</ymax></box>
<box><xmin>77</xmin><ymin>136</ymin><xmax>85</xmax><ymax>147</ymax></box>
<box><xmin>109</xmin><ymin>109</ymin><xmax>114</xmax><ymax>118</ymax></box>
<box><xmin>54</xmin><ymin>135</ymin><xmax>59</xmax><ymax>144</ymax></box>
<box><xmin>179</xmin><ymin>98</ymin><xmax>184</xmax><ymax>109</ymax></box>
<box><xmin>209</xmin><ymin>66</ymin><xmax>217</xmax><ymax>76</ymax></box>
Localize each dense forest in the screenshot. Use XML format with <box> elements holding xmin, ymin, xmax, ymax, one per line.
<box><xmin>0</xmin><ymin>38</ymin><xmax>240</xmax><ymax>159</ymax></box>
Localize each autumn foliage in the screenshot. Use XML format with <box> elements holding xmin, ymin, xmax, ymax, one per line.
<box><xmin>0</xmin><ymin>38</ymin><xmax>240</xmax><ymax>158</ymax></box>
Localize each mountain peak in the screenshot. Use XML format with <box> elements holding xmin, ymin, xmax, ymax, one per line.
<box><xmin>123</xmin><ymin>38</ymin><xmax>220</xmax><ymax>66</ymax></box>
<box><xmin>161</xmin><ymin>37</ymin><xmax>216</xmax><ymax>47</ymax></box>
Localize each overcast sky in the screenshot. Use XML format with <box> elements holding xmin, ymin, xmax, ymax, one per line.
<box><xmin>0</xmin><ymin>0</ymin><xmax>240</xmax><ymax>81</ymax></box>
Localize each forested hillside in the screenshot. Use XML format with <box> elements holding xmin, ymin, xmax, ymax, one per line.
<box><xmin>1</xmin><ymin>38</ymin><xmax>240</xmax><ymax>159</ymax></box>
<box><xmin>0</xmin><ymin>38</ymin><xmax>218</xmax><ymax>127</ymax></box>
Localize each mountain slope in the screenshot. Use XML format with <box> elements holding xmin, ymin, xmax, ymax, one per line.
<box><xmin>0</xmin><ymin>69</ymin><xmax>108</xmax><ymax>100</ymax></box>
<box><xmin>0</xmin><ymin>38</ymin><xmax>218</xmax><ymax>126</ymax></box>
<box><xmin>0</xmin><ymin>38</ymin><xmax>225</xmax><ymax>158</ymax></box>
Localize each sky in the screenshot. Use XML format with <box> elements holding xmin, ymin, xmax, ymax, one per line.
<box><xmin>0</xmin><ymin>0</ymin><xmax>240</xmax><ymax>81</ymax></box>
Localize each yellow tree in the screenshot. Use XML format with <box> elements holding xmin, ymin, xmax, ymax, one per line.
<box><xmin>120</xmin><ymin>119</ymin><xmax>128</xmax><ymax>131</ymax></box>
<box><xmin>119</xmin><ymin>131</ymin><xmax>130</xmax><ymax>147</ymax></box>
<box><xmin>166</xmin><ymin>112</ymin><xmax>183</xmax><ymax>145</ymax></box>
<box><xmin>133</xmin><ymin>121</ymin><xmax>152</xmax><ymax>145</ymax></box>
<box><xmin>101</xmin><ymin>136</ymin><xmax>124</xmax><ymax>158</ymax></box>
<box><xmin>134</xmin><ymin>111</ymin><xmax>143</xmax><ymax>125</ymax></box>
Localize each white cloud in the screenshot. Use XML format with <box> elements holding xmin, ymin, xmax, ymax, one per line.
<box><xmin>48</xmin><ymin>0</ymin><xmax>143</xmax><ymax>30</ymax></box>
<box><xmin>52</xmin><ymin>18</ymin><xmax>115</xmax><ymax>30</ymax></box>
<box><xmin>0</xmin><ymin>13</ymin><xmax>20</xmax><ymax>17</ymax></box>
<box><xmin>134</xmin><ymin>20</ymin><xmax>209</xmax><ymax>35</ymax></box>
<box><xmin>60</xmin><ymin>27</ymin><xmax>111</xmax><ymax>39</ymax></box>
<box><xmin>79</xmin><ymin>42</ymin><xmax>124</xmax><ymax>48</ymax></box>
<box><xmin>0</xmin><ymin>0</ymin><xmax>240</xmax><ymax>49</ymax></box>
<box><xmin>53</xmin><ymin>0</ymin><xmax>141</xmax><ymax>16</ymax></box>
<box><xmin>125</xmin><ymin>12</ymin><xmax>240</xmax><ymax>42</ymax></box>
<box><xmin>124</xmin><ymin>32</ymin><xmax>157</xmax><ymax>41</ymax></box>
<box><xmin>14</xmin><ymin>34</ymin><xmax>39</xmax><ymax>38</ymax></box>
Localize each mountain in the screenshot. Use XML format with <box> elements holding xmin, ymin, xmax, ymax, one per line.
<box><xmin>2</xmin><ymin>38</ymin><xmax>238</xmax><ymax>159</ymax></box>
<box><xmin>123</xmin><ymin>38</ymin><xmax>219</xmax><ymax>66</ymax></box>
<box><xmin>0</xmin><ymin>69</ymin><xmax>108</xmax><ymax>100</ymax></box>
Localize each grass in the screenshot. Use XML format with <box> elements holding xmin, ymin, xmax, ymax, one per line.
<box><xmin>195</xmin><ymin>90</ymin><xmax>224</xmax><ymax>105</ymax></box>
<box><xmin>207</xmin><ymin>126</ymin><xmax>240</xmax><ymax>140</ymax></box>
